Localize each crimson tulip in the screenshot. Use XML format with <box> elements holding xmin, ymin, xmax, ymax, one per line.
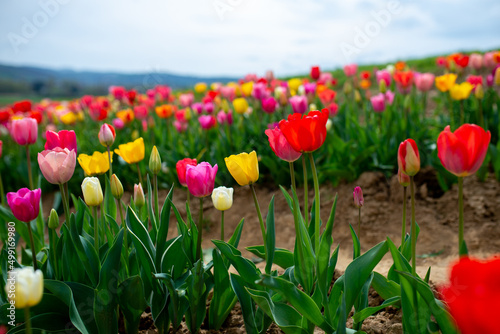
<box><xmin>437</xmin><ymin>124</ymin><xmax>490</xmax><ymax>177</ymax></box>
<box><xmin>176</xmin><ymin>158</ymin><xmax>197</xmax><ymax>187</ymax></box>
<box><xmin>45</xmin><ymin>130</ymin><xmax>77</xmax><ymax>154</ymax></box>
<box><xmin>279</xmin><ymin>109</ymin><xmax>329</xmax><ymax>153</ymax></box>
<box><xmin>310</xmin><ymin>66</ymin><xmax>320</xmax><ymax>80</ymax></box>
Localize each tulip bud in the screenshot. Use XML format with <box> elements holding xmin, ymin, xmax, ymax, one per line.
<box><xmin>309</xmin><ymin>103</ymin><xmax>317</xmax><ymax>111</ymax></box>
<box><xmin>403</xmin><ymin>94</ymin><xmax>411</xmax><ymax>110</ymax></box>
<box><xmin>98</xmin><ymin>123</ymin><xmax>116</xmax><ymax>147</ymax></box>
<box><xmin>110</xmin><ymin>174</ymin><xmax>124</xmax><ymax>199</ymax></box>
<box><xmin>211</xmin><ymin>186</ymin><xmax>234</xmax><ymax>211</ymax></box>
<box><xmin>353</xmin><ymin>186</ymin><xmax>364</xmax><ymax>208</ymax></box>
<box><xmin>354</xmin><ymin>90</ymin><xmax>362</xmax><ymax>103</ymax></box>
<box><xmin>397</xmin><ymin>168</ymin><xmax>410</xmax><ymax>187</ymax></box>
<box><xmin>326</xmin><ymin>118</ymin><xmax>332</xmax><ymax>131</ymax></box>
<box><xmin>48</xmin><ymin>208</ymin><xmax>59</xmax><ymax>229</ymax></box>
<box><xmin>5</xmin><ymin>267</ymin><xmax>44</xmax><ymax>309</ymax></box>
<box><xmin>134</xmin><ymin>183</ymin><xmax>145</xmax><ymax>208</ymax></box>
<box><xmin>475</xmin><ymin>84</ymin><xmax>484</xmax><ymax>100</ymax></box>
<box><xmin>343</xmin><ymin>81</ymin><xmax>352</xmax><ymax>95</ymax></box>
<box><xmin>398</xmin><ymin>139</ymin><xmax>420</xmax><ymax>177</ymax></box>
<box><xmin>495</xmin><ymin>67</ymin><xmax>500</xmax><ymax>86</ymax></box>
<box><xmin>149</xmin><ymin>146</ymin><xmax>161</xmax><ymax>175</ymax></box>
<box><xmin>379</xmin><ymin>79</ymin><xmax>387</xmax><ymax>93</ymax></box>
<box><xmin>81</xmin><ymin>177</ymin><xmax>104</xmax><ymax>207</ymax></box>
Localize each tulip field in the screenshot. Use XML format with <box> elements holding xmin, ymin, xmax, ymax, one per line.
<box><xmin>0</xmin><ymin>51</ymin><xmax>500</xmax><ymax>334</ymax></box>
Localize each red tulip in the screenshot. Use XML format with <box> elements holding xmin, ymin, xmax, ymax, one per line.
<box><xmin>176</xmin><ymin>158</ymin><xmax>197</xmax><ymax>187</ymax></box>
<box><xmin>10</xmin><ymin>118</ymin><xmax>38</xmax><ymax>146</ymax></box>
<box><xmin>12</xmin><ymin>100</ymin><xmax>32</xmax><ymax>113</ymax></box>
<box><xmin>437</xmin><ymin>124</ymin><xmax>491</xmax><ymax>177</ymax></box>
<box><xmin>398</xmin><ymin>139</ymin><xmax>420</xmax><ymax>176</ymax></box>
<box><xmin>440</xmin><ymin>256</ymin><xmax>500</xmax><ymax>334</ymax></box>
<box><xmin>310</xmin><ymin>66</ymin><xmax>320</xmax><ymax>80</ymax></box>
<box><xmin>45</xmin><ymin>130</ymin><xmax>77</xmax><ymax>154</ymax></box>
<box><xmin>265</xmin><ymin>126</ymin><xmax>302</xmax><ymax>162</ymax></box>
<box><xmin>279</xmin><ymin>109</ymin><xmax>329</xmax><ymax>153</ymax></box>
<box><xmin>6</xmin><ymin>188</ymin><xmax>41</xmax><ymax>223</ymax></box>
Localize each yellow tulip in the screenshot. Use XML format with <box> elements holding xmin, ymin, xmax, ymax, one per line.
<box><xmin>81</xmin><ymin>177</ymin><xmax>103</xmax><ymax>207</ymax></box>
<box><xmin>435</xmin><ymin>74</ymin><xmax>457</xmax><ymax>92</ymax></box>
<box><xmin>225</xmin><ymin>151</ymin><xmax>259</xmax><ymax>186</ymax></box>
<box><xmin>232</xmin><ymin>98</ymin><xmax>249</xmax><ymax>115</ymax></box>
<box><xmin>114</xmin><ymin>138</ymin><xmax>145</xmax><ymax>164</ymax></box>
<box><xmin>5</xmin><ymin>267</ymin><xmax>43</xmax><ymax>309</ymax></box>
<box><xmin>449</xmin><ymin>82</ymin><xmax>473</xmax><ymax>101</ymax></box>
<box><xmin>241</xmin><ymin>82</ymin><xmax>254</xmax><ymax>97</ymax></box>
<box><xmin>60</xmin><ymin>112</ymin><xmax>77</xmax><ymax>125</ymax></box>
<box><xmin>194</xmin><ymin>82</ymin><xmax>207</xmax><ymax>94</ymax></box>
<box><xmin>78</xmin><ymin>152</ymin><xmax>113</xmax><ymax>176</ymax></box>
<box><xmin>288</xmin><ymin>78</ymin><xmax>302</xmax><ymax>94</ymax></box>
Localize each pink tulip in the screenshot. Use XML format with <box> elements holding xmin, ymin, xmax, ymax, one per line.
<box><xmin>146</xmin><ymin>89</ymin><xmax>156</xmax><ymax>100</ymax></box>
<box><xmin>415</xmin><ymin>73</ymin><xmax>435</xmax><ymax>92</ymax></box>
<box><xmin>265</xmin><ymin>126</ymin><xmax>302</xmax><ymax>162</ymax></box>
<box><xmin>216</xmin><ymin>110</ymin><xmax>228</xmax><ymax>124</ymax></box>
<box><xmin>45</xmin><ymin>129</ymin><xmax>77</xmax><ymax>154</ymax></box>
<box><xmin>484</xmin><ymin>52</ymin><xmax>497</xmax><ymax>68</ymax></box>
<box><xmin>262</xmin><ymin>97</ymin><xmax>278</xmax><ymax>114</ymax></box>
<box><xmin>186</xmin><ymin>162</ymin><xmax>218</xmax><ymax>198</ymax></box>
<box><xmin>109</xmin><ymin>86</ymin><xmax>126</xmax><ymax>100</ymax></box>
<box><xmin>204</xmin><ymin>102</ymin><xmax>215</xmax><ymax>114</ymax></box>
<box><xmin>192</xmin><ymin>103</ymin><xmax>203</xmax><ymax>115</ymax></box>
<box><xmin>353</xmin><ymin>186</ymin><xmax>364</xmax><ymax>208</ymax></box>
<box><xmin>318</xmin><ymin>72</ymin><xmax>333</xmax><ymax>85</ymax></box>
<box><xmin>179</xmin><ymin>93</ymin><xmax>194</xmax><ymax>107</ymax></box>
<box><xmin>370</xmin><ymin>94</ymin><xmax>386</xmax><ymax>113</ymax></box>
<box><xmin>289</xmin><ymin>95</ymin><xmax>308</xmax><ymax>114</ymax></box>
<box><xmin>252</xmin><ymin>82</ymin><xmax>267</xmax><ymax>100</ymax></box>
<box><xmin>343</xmin><ymin>64</ymin><xmax>358</xmax><ymax>77</ymax></box>
<box><xmin>226</xmin><ymin>111</ymin><xmax>234</xmax><ymax>125</ymax></box>
<box><xmin>174</xmin><ymin>120</ymin><xmax>188</xmax><ymax>133</ymax></box>
<box><xmin>304</xmin><ymin>83</ymin><xmax>316</xmax><ymax>96</ymax></box>
<box><xmin>326</xmin><ymin>103</ymin><xmax>339</xmax><ymax>116</ymax></box>
<box><xmin>38</xmin><ymin>147</ymin><xmax>76</xmax><ymax>185</ymax></box>
<box><xmin>0</xmin><ymin>140</ymin><xmax>2</xmax><ymax>158</ymax></box>
<box><xmin>112</xmin><ymin>118</ymin><xmax>125</xmax><ymax>130</ymax></box>
<box><xmin>384</xmin><ymin>90</ymin><xmax>395</xmax><ymax>105</ymax></box>
<box><xmin>6</xmin><ymin>188</ymin><xmax>41</xmax><ymax>223</ymax></box>
<box><xmin>220</xmin><ymin>86</ymin><xmax>236</xmax><ymax>101</ymax></box>
<box><xmin>98</xmin><ymin>123</ymin><xmax>116</xmax><ymax>147</ymax></box>
<box><xmin>199</xmin><ymin>115</ymin><xmax>217</xmax><ymax>130</ymax></box>
<box><xmin>375</xmin><ymin>70</ymin><xmax>392</xmax><ymax>86</ymax></box>
<box><xmin>486</xmin><ymin>74</ymin><xmax>494</xmax><ymax>87</ymax></box>
<box><xmin>134</xmin><ymin>105</ymin><xmax>149</xmax><ymax>120</ymax></box>
<box><xmin>469</xmin><ymin>53</ymin><xmax>483</xmax><ymax>70</ymax></box>
<box><xmin>10</xmin><ymin>118</ymin><xmax>38</xmax><ymax>146</ymax></box>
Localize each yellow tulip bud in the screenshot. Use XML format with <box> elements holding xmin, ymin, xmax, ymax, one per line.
<box><xmin>343</xmin><ymin>81</ymin><xmax>353</xmax><ymax>95</ymax></box>
<box><xmin>110</xmin><ymin>174</ymin><xmax>124</xmax><ymax>199</ymax></box>
<box><xmin>233</xmin><ymin>98</ymin><xmax>249</xmax><ymax>115</ymax></box>
<box><xmin>82</xmin><ymin>177</ymin><xmax>104</xmax><ymax>207</ymax></box>
<box><xmin>48</xmin><ymin>208</ymin><xmax>59</xmax><ymax>229</ymax></box>
<box><xmin>354</xmin><ymin>90</ymin><xmax>362</xmax><ymax>103</ymax></box>
<box><xmin>5</xmin><ymin>267</ymin><xmax>43</xmax><ymax>309</ymax></box>
<box><xmin>475</xmin><ymin>84</ymin><xmax>484</xmax><ymax>100</ymax></box>
<box><xmin>149</xmin><ymin>146</ymin><xmax>161</xmax><ymax>175</ymax></box>
<box><xmin>224</xmin><ymin>151</ymin><xmax>259</xmax><ymax>186</ymax></box>
<box><xmin>379</xmin><ymin>80</ymin><xmax>387</xmax><ymax>93</ymax></box>
<box><xmin>211</xmin><ymin>186</ymin><xmax>234</xmax><ymax>211</ymax></box>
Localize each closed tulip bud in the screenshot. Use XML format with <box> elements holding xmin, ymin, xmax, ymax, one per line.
<box><xmin>5</xmin><ymin>267</ymin><xmax>43</xmax><ymax>309</ymax></box>
<box><xmin>398</xmin><ymin>139</ymin><xmax>420</xmax><ymax>177</ymax></box>
<box><xmin>495</xmin><ymin>67</ymin><xmax>500</xmax><ymax>86</ymax></box>
<box><xmin>354</xmin><ymin>90</ymin><xmax>362</xmax><ymax>103</ymax></box>
<box><xmin>475</xmin><ymin>84</ymin><xmax>484</xmax><ymax>100</ymax></box>
<box><xmin>134</xmin><ymin>183</ymin><xmax>145</xmax><ymax>208</ymax></box>
<box><xmin>211</xmin><ymin>186</ymin><xmax>234</xmax><ymax>211</ymax></box>
<box><xmin>326</xmin><ymin>118</ymin><xmax>332</xmax><ymax>131</ymax></box>
<box><xmin>110</xmin><ymin>174</ymin><xmax>124</xmax><ymax>199</ymax></box>
<box><xmin>397</xmin><ymin>169</ymin><xmax>410</xmax><ymax>187</ymax></box>
<box><xmin>353</xmin><ymin>186</ymin><xmax>364</xmax><ymax>208</ymax></box>
<box><xmin>81</xmin><ymin>177</ymin><xmax>103</xmax><ymax>207</ymax></box>
<box><xmin>403</xmin><ymin>94</ymin><xmax>411</xmax><ymax>110</ymax></box>
<box><xmin>48</xmin><ymin>208</ymin><xmax>59</xmax><ymax>229</ymax></box>
<box><xmin>343</xmin><ymin>81</ymin><xmax>352</xmax><ymax>95</ymax></box>
<box><xmin>379</xmin><ymin>79</ymin><xmax>387</xmax><ymax>93</ymax></box>
<box><xmin>98</xmin><ymin>123</ymin><xmax>116</xmax><ymax>147</ymax></box>
<box><xmin>149</xmin><ymin>146</ymin><xmax>161</xmax><ymax>175</ymax></box>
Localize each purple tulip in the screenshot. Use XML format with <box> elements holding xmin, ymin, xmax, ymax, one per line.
<box><xmin>7</xmin><ymin>188</ymin><xmax>42</xmax><ymax>223</ymax></box>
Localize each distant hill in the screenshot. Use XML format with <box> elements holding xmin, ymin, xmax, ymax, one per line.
<box><xmin>0</xmin><ymin>63</ymin><xmax>238</xmax><ymax>97</ymax></box>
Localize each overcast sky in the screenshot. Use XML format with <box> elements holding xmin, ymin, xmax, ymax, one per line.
<box><xmin>0</xmin><ymin>0</ymin><xmax>499</xmax><ymax>77</ymax></box>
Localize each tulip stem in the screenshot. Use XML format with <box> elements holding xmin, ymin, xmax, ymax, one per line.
<box><xmin>402</xmin><ymin>186</ymin><xmax>407</xmax><ymax>245</ymax></box>
<box><xmin>458</xmin><ymin>177</ymin><xmax>464</xmax><ymax>256</ymax></box>
<box><xmin>220</xmin><ymin>211</ymin><xmax>225</xmax><ymax>241</ymax></box>
<box><xmin>136</xmin><ymin>163</ymin><xmax>143</xmax><ymax>187</ymax></box>
<box><xmin>49</xmin><ymin>228</ymin><xmax>59</xmax><ymax>279</ymax></box>
<box><xmin>357</xmin><ymin>207</ymin><xmax>361</xmax><ymax>244</ymax></box>
<box><xmin>196</xmin><ymin>197</ymin><xmax>204</xmax><ymax>262</ymax></box>
<box><xmin>250</xmin><ymin>183</ymin><xmax>268</xmax><ymax>273</ymax></box>
<box><xmin>117</xmin><ymin>199</ymin><xmax>129</xmax><ymax>267</ymax></box>
<box><xmin>302</xmin><ymin>156</ymin><xmax>309</xmax><ymax>227</ymax></box>
<box><xmin>478</xmin><ymin>99</ymin><xmax>484</xmax><ymax>129</ymax></box>
<box><xmin>186</xmin><ymin>190</ymin><xmax>191</xmax><ymax>227</ymax></box>
<box><xmin>26</xmin><ymin>145</ymin><xmax>34</xmax><ymax>190</ymax></box>
<box><xmin>289</xmin><ymin>162</ymin><xmax>297</xmax><ymax>195</ymax></box>
<box><xmin>24</xmin><ymin>307</ymin><xmax>32</xmax><ymax>334</ymax></box>
<box><xmin>308</xmin><ymin>153</ymin><xmax>320</xmax><ymax>253</ymax></box>
<box><xmin>59</xmin><ymin>183</ymin><xmax>70</xmax><ymax>224</ymax></box>
<box><xmin>460</xmin><ymin>100</ymin><xmax>465</xmax><ymax>125</ymax></box>
<box><xmin>26</xmin><ymin>222</ymin><xmax>37</xmax><ymax>271</ymax></box>
<box><xmin>153</xmin><ymin>174</ymin><xmax>160</xmax><ymax>228</ymax></box>
<box><xmin>107</xmin><ymin>146</ymin><xmax>113</xmax><ymax>180</ymax></box>
<box><xmin>93</xmin><ymin>206</ymin><xmax>99</xmax><ymax>251</ymax></box>
<box><xmin>410</xmin><ymin>176</ymin><xmax>416</xmax><ymax>276</ymax></box>
<box><xmin>0</xmin><ymin>173</ymin><xmax>5</xmax><ymax>206</ymax></box>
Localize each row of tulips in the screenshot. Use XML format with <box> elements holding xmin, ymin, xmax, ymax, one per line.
<box><xmin>0</xmin><ymin>91</ymin><xmax>496</xmax><ymax>333</ymax></box>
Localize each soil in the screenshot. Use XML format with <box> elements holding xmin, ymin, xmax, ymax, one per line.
<box><xmin>40</xmin><ymin>168</ymin><xmax>500</xmax><ymax>333</ymax></box>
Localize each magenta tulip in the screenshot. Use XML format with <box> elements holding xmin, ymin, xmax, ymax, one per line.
<box><xmin>186</xmin><ymin>162</ymin><xmax>218</xmax><ymax>198</ymax></box>
<box><xmin>38</xmin><ymin>148</ymin><xmax>76</xmax><ymax>185</ymax></box>
<box><xmin>376</xmin><ymin>70</ymin><xmax>391</xmax><ymax>86</ymax></box>
<box><xmin>289</xmin><ymin>95</ymin><xmax>308</xmax><ymax>114</ymax></box>
<box><xmin>353</xmin><ymin>186</ymin><xmax>364</xmax><ymax>208</ymax></box>
<box><xmin>262</xmin><ymin>97</ymin><xmax>278</xmax><ymax>114</ymax></box>
<box><xmin>265</xmin><ymin>126</ymin><xmax>302</xmax><ymax>162</ymax></box>
<box><xmin>199</xmin><ymin>115</ymin><xmax>217</xmax><ymax>130</ymax></box>
<box><xmin>10</xmin><ymin>118</ymin><xmax>38</xmax><ymax>146</ymax></box>
<box><xmin>45</xmin><ymin>129</ymin><xmax>77</xmax><ymax>153</ymax></box>
<box><xmin>7</xmin><ymin>188</ymin><xmax>41</xmax><ymax>223</ymax></box>
<box><xmin>192</xmin><ymin>103</ymin><xmax>204</xmax><ymax>115</ymax></box>
<box><xmin>370</xmin><ymin>94</ymin><xmax>386</xmax><ymax>112</ymax></box>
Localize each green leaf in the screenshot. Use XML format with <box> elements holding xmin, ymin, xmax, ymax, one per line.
<box><xmin>68</xmin><ymin>217</ymin><xmax>99</xmax><ymax>287</ymax></box>
<box><xmin>213</xmin><ymin>240</ymin><xmax>261</xmax><ymax>287</ymax></box>
<box><xmin>349</xmin><ymin>224</ymin><xmax>360</xmax><ymax>260</ymax></box>
<box><xmin>118</xmin><ymin>276</ymin><xmax>147</xmax><ymax>334</ymax></box>
<box><xmin>230</xmin><ymin>274</ymin><xmax>259</xmax><ymax>334</ymax></box>
<box><xmin>265</xmin><ymin>196</ymin><xmax>276</xmax><ymax>274</ymax></box>
<box><xmin>246</xmin><ymin>246</ymin><xmax>294</xmax><ymax>269</ymax></box>
<box><xmin>209</xmin><ymin>249</ymin><xmax>237</xmax><ymax>330</ymax></box>
<box><xmin>160</xmin><ymin>235</ymin><xmax>187</xmax><ymax>280</ymax></box>
<box><xmin>352</xmin><ymin>296</ymin><xmax>401</xmax><ymax>323</ymax></box>
<box><xmin>228</xmin><ymin>218</ymin><xmax>245</xmax><ymax>248</ymax></box>
<box><xmin>371</xmin><ymin>272</ymin><xmax>400</xmax><ymax>301</ymax></box>
<box><xmin>156</xmin><ymin>185</ymin><xmax>174</xmax><ymax>260</ymax></box>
